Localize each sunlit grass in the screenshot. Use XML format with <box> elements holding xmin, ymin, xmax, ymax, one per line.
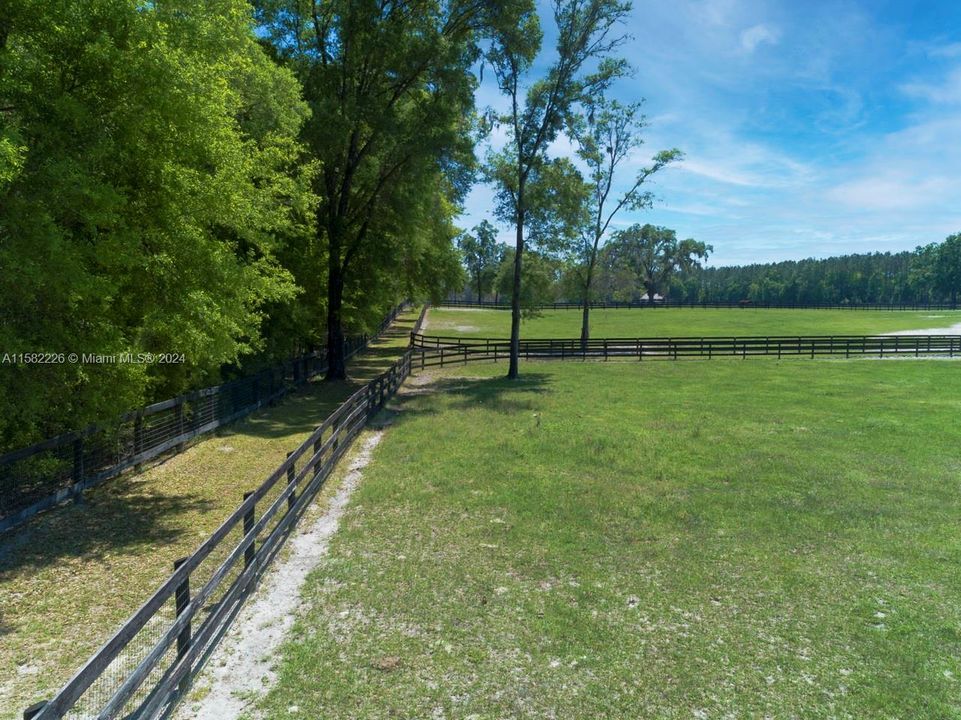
<box><xmin>259</xmin><ymin>359</ymin><xmax>961</xmax><ymax>719</ymax></box>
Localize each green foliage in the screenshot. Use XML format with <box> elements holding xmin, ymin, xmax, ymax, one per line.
<box><xmin>932</xmin><ymin>233</ymin><xmax>961</xmax><ymax>304</ymax></box>
<box><xmin>494</xmin><ymin>248</ymin><xmax>562</xmax><ymax>315</ymax></box>
<box><xmin>565</xmin><ymin>92</ymin><xmax>681</xmax><ymax>339</ymax></box>
<box><xmin>567</xmin><ymin>95</ymin><xmax>682</xmax><ymax>290</ymax></box>
<box><xmin>682</xmin><ymin>236</ymin><xmax>961</xmax><ymax>306</ymax></box>
<box><xmin>483</xmin><ymin>0</ymin><xmax>633</xmax><ymax>374</ymax></box>
<box><xmin>604</xmin><ymin>223</ymin><xmax>711</xmax><ymax>302</ymax></box>
<box><xmin>255</xmin><ymin>0</ymin><xmax>485</xmax><ymax>376</ymax></box>
<box><xmin>0</xmin><ymin>0</ymin><xmax>310</xmax><ymax>448</ymax></box>
<box><xmin>458</xmin><ymin>220</ymin><xmax>503</xmax><ymax>302</ymax></box>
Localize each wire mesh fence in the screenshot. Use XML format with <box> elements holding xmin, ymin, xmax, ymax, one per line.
<box><xmin>1</xmin><ymin>304</ymin><xmax>408</xmax><ymax>533</ymax></box>
<box><xmin>27</xmin><ymin>348</ymin><xmax>415</xmax><ymax>720</ymax></box>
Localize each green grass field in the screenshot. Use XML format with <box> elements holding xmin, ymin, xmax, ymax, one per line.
<box><xmin>0</xmin><ymin>310</ymin><xmax>421</xmax><ymax>720</ymax></box>
<box><xmin>425</xmin><ymin>307</ymin><xmax>961</xmax><ymax>338</ymax></box>
<box><xmin>258</xmin><ymin>360</ymin><xmax>961</xmax><ymax>719</ymax></box>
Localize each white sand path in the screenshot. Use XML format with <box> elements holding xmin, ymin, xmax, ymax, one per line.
<box><xmin>174</xmin><ymin>431</ymin><xmax>383</xmax><ymax>720</ymax></box>
<box><xmin>883</xmin><ymin>321</ymin><xmax>961</xmax><ymax>336</ymax></box>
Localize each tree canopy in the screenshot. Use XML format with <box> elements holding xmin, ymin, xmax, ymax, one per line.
<box><xmin>484</xmin><ymin>0</ymin><xmax>632</xmax><ymax>377</ymax></box>
<box><xmin>254</xmin><ymin>0</ymin><xmax>492</xmax><ymax>377</ymax></box>
<box><xmin>0</xmin><ymin>0</ymin><xmax>310</xmax><ymax>449</ymax></box>
<box><xmin>603</xmin><ymin>224</ymin><xmax>711</xmax><ymax>304</ymax></box>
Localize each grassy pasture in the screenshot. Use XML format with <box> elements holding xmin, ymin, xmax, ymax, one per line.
<box><xmin>425</xmin><ymin>306</ymin><xmax>961</xmax><ymax>338</ymax></box>
<box><xmin>0</xmin><ymin>310</ymin><xmax>421</xmax><ymax>720</ymax></box>
<box><xmin>259</xmin><ymin>360</ymin><xmax>961</xmax><ymax>719</ymax></box>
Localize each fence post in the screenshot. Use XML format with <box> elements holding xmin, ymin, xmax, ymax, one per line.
<box><xmin>287</xmin><ymin>452</ymin><xmax>297</xmax><ymax>510</ymax></box>
<box><xmin>243</xmin><ymin>492</ymin><xmax>256</xmax><ymax>571</ymax></box>
<box><xmin>312</xmin><ymin>434</ymin><xmax>323</xmax><ymax>478</ymax></box>
<box><xmin>134</xmin><ymin>411</ymin><xmax>144</xmax><ymax>471</ymax></box>
<box><xmin>173</xmin><ymin>556</ymin><xmax>191</xmax><ymax>693</ymax></box>
<box><xmin>72</xmin><ymin>437</ymin><xmax>84</xmax><ymax>504</ymax></box>
<box><xmin>23</xmin><ymin>701</ymin><xmax>47</xmax><ymax>719</ymax></box>
<box><xmin>175</xmin><ymin>399</ymin><xmax>185</xmax><ymax>453</ymax></box>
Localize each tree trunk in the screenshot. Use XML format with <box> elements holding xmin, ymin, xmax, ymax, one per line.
<box><xmin>580</xmin><ymin>301</ymin><xmax>590</xmax><ymax>345</ymax></box>
<box><xmin>508</xmin><ymin>208</ymin><xmax>524</xmax><ymax>379</ymax></box>
<box><xmin>645</xmin><ymin>282</ymin><xmax>658</xmax><ymax>306</ymax></box>
<box><xmin>325</xmin><ymin>231</ymin><xmax>347</xmax><ymax>380</ymax></box>
<box><xmin>580</xmin><ymin>260</ymin><xmax>596</xmax><ymax>346</ymax></box>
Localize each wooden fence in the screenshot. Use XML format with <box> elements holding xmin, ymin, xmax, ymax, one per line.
<box><xmin>438</xmin><ymin>299</ymin><xmax>961</xmax><ymax>311</ymax></box>
<box><xmin>0</xmin><ymin>304</ymin><xmax>408</xmax><ymax>533</ymax></box>
<box><xmin>410</xmin><ymin>332</ymin><xmax>961</xmax><ymax>366</ymax></box>
<box><xmin>25</xmin><ymin>348</ymin><xmax>415</xmax><ymax>720</ymax></box>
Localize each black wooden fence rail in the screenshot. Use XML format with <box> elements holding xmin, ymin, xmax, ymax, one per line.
<box><xmin>439</xmin><ymin>299</ymin><xmax>961</xmax><ymax>311</ymax></box>
<box><xmin>0</xmin><ymin>304</ymin><xmax>409</xmax><ymax>533</ymax></box>
<box><xmin>26</xmin><ymin>349</ymin><xmax>416</xmax><ymax>720</ymax></box>
<box><xmin>410</xmin><ymin>332</ymin><xmax>961</xmax><ymax>366</ymax></box>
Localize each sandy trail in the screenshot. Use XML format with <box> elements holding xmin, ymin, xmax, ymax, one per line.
<box><xmin>174</xmin><ymin>432</ymin><xmax>384</xmax><ymax>720</ymax></box>
<box><xmin>883</xmin><ymin>321</ymin><xmax>961</xmax><ymax>336</ymax></box>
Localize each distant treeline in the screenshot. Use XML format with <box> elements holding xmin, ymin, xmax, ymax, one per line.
<box><xmin>678</xmin><ymin>251</ymin><xmax>919</xmax><ymax>305</ymax></box>
<box><xmin>677</xmin><ymin>241</ymin><xmax>959</xmax><ymax>306</ymax></box>
<box><xmin>453</xmin><ymin>236</ymin><xmax>961</xmax><ymax>308</ymax></box>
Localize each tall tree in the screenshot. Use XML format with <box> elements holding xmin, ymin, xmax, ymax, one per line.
<box><xmin>458</xmin><ymin>220</ymin><xmax>502</xmax><ymax>302</ymax></box>
<box><xmin>0</xmin><ymin>0</ymin><xmax>308</xmax><ymax>449</ymax></box>
<box><xmin>484</xmin><ymin>0</ymin><xmax>631</xmax><ymax>378</ymax></box>
<box><xmin>567</xmin><ymin>94</ymin><xmax>681</xmax><ymax>342</ymax></box>
<box><xmin>605</xmin><ymin>224</ymin><xmax>711</xmax><ymax>304</ymax></box>
<box><xmin>255</xmin><ymin>0</ymin><xmax>493</xmax><ymax>379</ymax></box>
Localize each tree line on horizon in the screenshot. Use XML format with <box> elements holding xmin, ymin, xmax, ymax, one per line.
<box><xmin>456</xmin><ymin>231</ymin><xmax>961</xmax><ymax>308</ymax></box>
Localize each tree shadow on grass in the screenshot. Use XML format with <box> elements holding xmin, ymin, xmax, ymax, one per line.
<box><xmin>237</xmin><ymin>316</ymin><xmax>418</xmax><ymax>441</ymax></box>
<box><xmin>0</xmin><ymin>479</ymin><xmax>214</xmax><ymax>579</ymax></box>
<box><xmin>390</xmin><ymin>371</ymin><xmax>552</xmax><ymax>419</ymax></box>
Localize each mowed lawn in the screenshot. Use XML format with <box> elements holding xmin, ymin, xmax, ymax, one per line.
<box><xmin>259</xmin><ymin>360</ymin><xmax>961</xmax><ymax>719</ymax></box>
<box><xmin>425</xmin><ymin>307</ymin><xmax>961</xmax><ymax>338</ymax></box>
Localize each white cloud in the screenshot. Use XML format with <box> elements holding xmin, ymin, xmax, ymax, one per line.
<box><xmin>900</xmin><ymin>67</ymin><xmax>961</xmax><ymax>105</ymax></box>
<box><xmin>929</xmin><ymin>42</ymin><xmax>961</xmax><ymax>59</ymax></box>
<box><xmin>678</xmin><ymin>158</ymin><xmax>760</xmax><ymax>186</ymax></box>
<box><xmin>740</xmin><ymin>24</ymin><xmax>781</xmax><ymax>54</ymax></box>
<box><xmin>828</xmin><ymin>176</ymin><xmax>953</xmax><ymax>211</ymax></box>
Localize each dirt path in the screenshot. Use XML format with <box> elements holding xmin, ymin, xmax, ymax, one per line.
<box><xmin>175</xmin><ymin>432</ymin><xmax>384</xmax><ymax>720</ymax></box>
<box><xmin>883</xmin><ymin>321</ymin><xmax>961</xmax><ymax>335</ymax></box>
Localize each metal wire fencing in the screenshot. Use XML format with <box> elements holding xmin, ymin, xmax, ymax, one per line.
<box><xmin>27</xmin><ymin>348</ymin><xmax>414</xmax><ymax>720</ymax></box>
<box><xmin>1</xmin><ymin>304</ymin><xmax>407</xmax><ymax>533</ymax></box>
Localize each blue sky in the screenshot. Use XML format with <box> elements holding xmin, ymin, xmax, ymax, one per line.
<box><xmin>460</xmin><ymin>0</ymin><xmax>961</xmax><ymax>266</ymax></box>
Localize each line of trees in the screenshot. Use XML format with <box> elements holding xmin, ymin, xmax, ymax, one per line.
<box><xmin>452</xmin><ymin>233</ymin><xmax>961</xmax><ymax>309</ymax></box>
<box><xmin>675</xmin><ymin>237</ymin><xmax>961</xmax><ymax>306</ymax></box>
